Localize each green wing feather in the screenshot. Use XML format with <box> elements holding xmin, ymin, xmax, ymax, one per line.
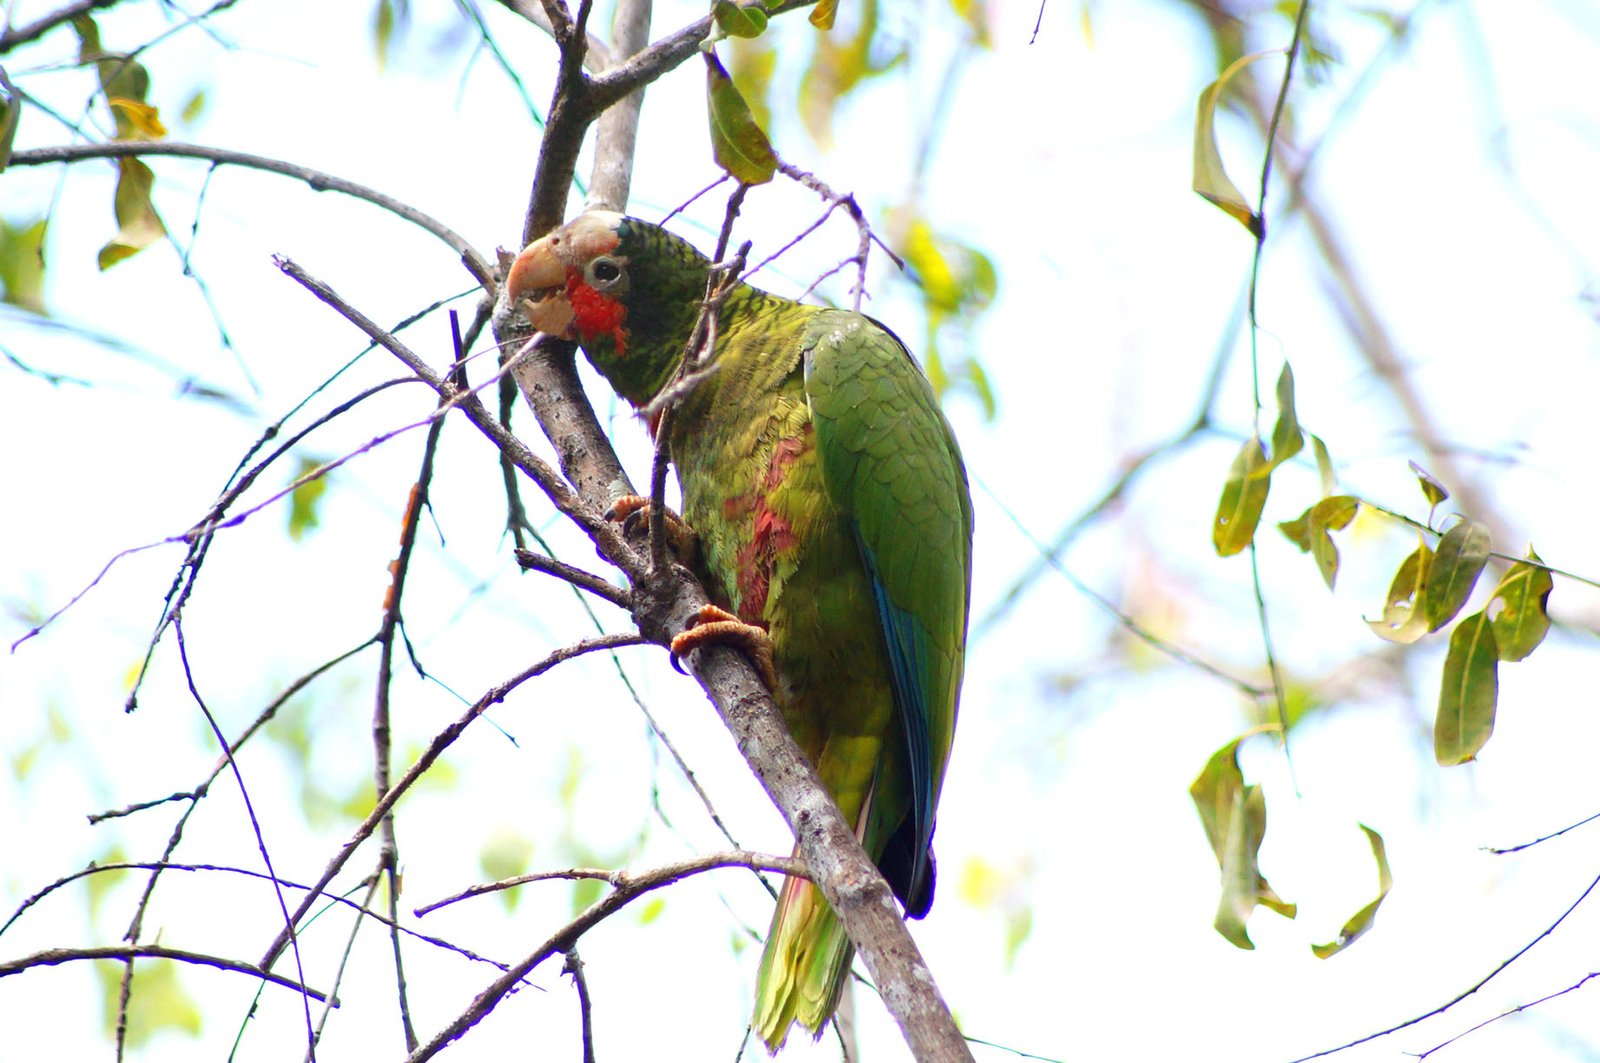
<box><xmin>801</xmin><ymin>310</ymin><xmax>973</xmax><ymax>908</ymax></box>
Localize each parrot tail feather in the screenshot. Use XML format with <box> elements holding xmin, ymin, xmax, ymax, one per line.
<box><xmin>752</xmin><ymin>866</ymin><xmax>854</xmax><ymax>1053</ymax></box>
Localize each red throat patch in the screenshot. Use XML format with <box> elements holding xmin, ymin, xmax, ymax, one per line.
<box><xmin>565</xmin><ymin>272</ymin><xmax>628</xmax><ymax>355</ymax></box>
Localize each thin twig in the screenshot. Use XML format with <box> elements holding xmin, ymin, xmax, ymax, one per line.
<box><xmin>6</xmin><ymin>142</ymin><xmax>495</xmax><ymax>289</ymax></box>
<box><xmin>415</xmin><ymin>851</ymin><xmax>804</xmax><ymax>915</ymax></box>
<box><xmin>258</xmin><ymin>633</ymin><xmax>647</xmax><ymax>969</ymax></box>
<box><xmin>563</xmin><ymin>948</ymin><xmax>597</xmax><ymax>1063</ymax></box>
<box><xmin>0</xmin><ymin>945</ymin><xmax>331</xmax><ymax>1001</ymax></box>
<box><xmin>1289</xmin><ymin>867</ymin><xmax>1600</xmax><ymax>1061</ymax></box>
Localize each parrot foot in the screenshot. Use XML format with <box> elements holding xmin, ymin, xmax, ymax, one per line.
<box><xmin>606</xmin><ymin>494</ymin><xmax>696</xmax><ymax>563</ymax></box>
<box><xmin>670</xmin><ymin>605</ymin><xmax>779</xmax><ymax>692</ymax></box>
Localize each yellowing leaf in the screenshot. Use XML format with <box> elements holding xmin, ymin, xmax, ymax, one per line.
<box><xmin>1409</xmin><ymin>459</ymin><xmax>1449</xmax><ymax>508</ymax></box>
<box><xmin>1424</xmin><ymin>518</ymin><xmax>1490</xmax><ymax>632</ymax></box>
<box><xmin>1311</xmin><ymin>825</ymin><xmax>1392</xmax><ymax>959</ymax></box>
<box><xmin>1193</xmin><ymin>51</ymin><xmax>1273</xmax><ymax>237</ymax></box>
<box><xmin>1278</xmin><ymin>495</ymin><xmax>1358</xmax><ymax>589</ymax></box>
<box><xmin>714</xmin><ymin>0</ymin><xmax>769</xmax><ymax>38</ymax></box>
<box><xmin>288</xmin><ymin>456</ymin><xmax>329</xmax><ymax>540</ymax></box>
<box><xmin>1435</xmin><ymin>610</ymin><xmax>1499</xmax><ymax>766</ymax></box>
<box><xmin>1213</xmin><ymin>436</ymin><xmax>1271</xmax><ymax>556</ymax></box>
<box><xmin>1489</xmin><ymin>548</ymin><xmax>1552</xmax><ymax>662</ymax></box>
<box><xmin>98</xmin><ymin>157</ymin><xmax>167</xmax><ymax>270</ymax></box>
<box><xmin>1367</xmin><ymin>541</ymin><xmax>1432</xmax><ymax>644</ymax></box>
<box><xmin>704</xmin><ymin>51</ymin><xmax>777</xmax><ymax>184</ymax></box>
<box><xmin>810</xmin><ymin>0</ymin><xmax>839</xmax><ymax>29</ymax></box>
<box><xmin>0</xmin><ymin>217</ymin><xmax>48</xmax><ymax>314</ymax></box>
<box><xmin>108</xmin><ymin>97</ymin><xmax>167</xmax><ymax>140</ymax></box>
<box><xmin>1267</xmin><ymin>362</ymin><xmax>1304</xmax><ymax>470</ymax></box>
<box><xmin>1190</xmin><ymin>738</ymin><xmax>1294</xmax><ymax>949</ymax></box>
<box><xmin>1311</xmin><ymin>434</ymin><xmax>1335</xmax><ymax>496</ymax></box>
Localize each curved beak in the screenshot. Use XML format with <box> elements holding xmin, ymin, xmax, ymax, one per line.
<box><xmin>505</xmin><ymin>237</ymin><xmax>575</xmax><ymax>337</ymax></box>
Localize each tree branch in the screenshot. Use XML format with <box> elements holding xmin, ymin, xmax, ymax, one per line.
<box><xmin>6</xmin><ymin>142</ymin><xmax>495</xmax><ymax>290</ymax></box>
<box><xmin>0</xmin><ymin>944</ymin><xmax>331</xmax><ymax>1002</ymax></box>
<box><xmin>0</xmin><ymin>0</ymin><xmax>126</xmax><ymax>52</ymax></box>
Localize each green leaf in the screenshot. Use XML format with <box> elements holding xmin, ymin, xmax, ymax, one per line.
<box><xmin>1424</xmin><ymin>518</ymin><xmax>1490</xmax><ymax>632</ymax></box>
<box><xmin>1435</xmin><ymin>610</ymin><xmax>1499</xmax><ymax>766</ymax></box>
<box><xmin>1213</xmin><ymin>436</ymin><xmax>1271</xmax><ymax>556</ymax></box>
<box><xmin>1311</xmin><ymin>825</ymin><xmax>1392</xmax><ymax>959</ymax></box>
<box><xmin>97</xmin><ymin>157</ymin><xmax>167</xmax><ymax>270</ymax></box>
<box><xmin>1367</xmin><ymin>541</ymin><xmax>1432</xmax><ymax>644</ymax></box>
<box><xmin>1311</xmin><ymin>434</ymin><xmax>1335</xmax><ymax>496</ymax></box>
<box><xmin>1489</xmin><ymin>548</ymin><xmax>1552</xmax><ymax>663</ymax></box>
<box><xmin>1409</xmin><ymin>460</ymin><xmax>1449</xmax><ymax>508</ymax></box>
<box><xmin>1278</xmin><ymin>495</ymin><xmax>1358</xmax><ymax>589</ymax></box>
<box><xmin>180</xmin><ymin>88</ymin><xmax>208</xmax><ymax>125</ymax></box>
<box><xmin>704</xmin><ymin>51</ymin><xmax>777</xmax><ymax>184</ymax></box>
<box><xmin>0</xmin><ymin>73</ymin><xmax>20</xmax><ymax>172</ymax></box>
<box><xmin>1192</xmin><ymin>51</ymin><xmax>1273</xmax><ymax>237</ymax></box>
<box><xmin>714</xmin><ymin>0</ymin><xmax>769</xmax><ymax>38</ymax></box>
<box><xmin>1190</xmin><ymin>738</ymin><xmax>1294</xmax><ymax>949</ymax></box>
<box><xmin>1308</xmin><ymin>495</ymin><xmax>1358</xmax><ymax>589</ymax></box>
<box><xmin>1268</xmin><ymin>362</ymin><xmax>1304</xmax><ymax>470</ymax></box>
<box><xmin>288</xmin><ymin>456</ymin><xmax>329</xmax><ymax>540</ymax></box>
<box><xmin>0</xmin><ymin>217</ymin><xmax>48</xmax><ymax>314</ymax></box>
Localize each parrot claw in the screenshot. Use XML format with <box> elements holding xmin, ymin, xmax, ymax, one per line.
<box><xmin>606</xmin><ymin>494</ymin><xmax>697</xmax><ymax>563</ymax></box>
<box><xmin>670</xmin><ymin>605</ymin><xmax>779</xmax><ymax>692</ymax></box>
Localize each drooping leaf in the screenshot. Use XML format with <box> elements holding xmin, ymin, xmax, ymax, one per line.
<box><xmin>1192</xmin><ymin>51</ymin><xmax>1274</xmax><ymax>237</ymax></box>
<box><xmin>108</xmin><ymin>97</ymin><xmax>167</xmax><ymax>140</ymax></box>
<box><xmin>287</xmin><ymin>456</ymin><xmax>329</xmax><ymax>540</ymax></box>
<box><xmin>1278</xmin><ymin>495</ymin><xmax>1358</xmax><ymax>589</ymax></box>
<box><xmin>728</xmin><ymin>37</ymin><xmax>778</xmax><ymax>132</ymax></box>
<box><xmin>714</xmin><ymin>0</ymin><xmax>770</xmax><ymax>38</ymax></box>
<box><xmin>1435</xmin><ymin>610</ymin><xmax>1499</xmax><ymax>766</ymax></box>
<box><xmin>1489</xmin><ymin>548</ymin><xmax>1552</xmax><ymax>663</ymax></box>
<box><xmin>1190</xmin><ymin>738</ymin><xmax>1294</xmax><ymax>949</ymax></box>
<box><xmin>704</xmin><ymin>51</ymin><xmax>777</xmax><ymax>184</ymax></box>
<box><xmin>97</xmin><ymin>157</ymin><xmax>167</xmax><ymax>270</ymax></box>
<box><xmin>0</xmin><ymin>74</ymin><xmax>20</xmax><ymax>172</ymax></box>
<box><xmin>810</xmin><ymin>0</ymin><xmax>839</xmax><ymax>29</ymax></box>
<box><xmin>1424</xmin><ymin>518</ymin><xmax>1491</xmax><ymax>632</ymax></box>
<box><xmin>1213</xmin><ymin>436</ymin><xmax>1271</xmax><ymax>556</ymax></box>
<box><xmin>1311</xmin><ymin>825</ymin><xmax>1392</xmax><ymax>959</ymax></box>
<box><xmin>1268</xmin><ymin>362</ymin><xmax>1304</xmax><ymax>470</ymax></box>
<box><xmin>1367</xmin><ymin>540</ymin><xmax>1432</xmax><ymax>644</ymax></box>
<box><xmin>1311</xmin><ymin>434</ymin><xmax>1335</xmax><ymax>496</ymax></box>
<box><xmin>1409</xmin><ymin>459</ymin><xmax>1449</xmax><ymax>508</ymax></box>
<box><xmin>0</xmin><ymin>217</ymin><xmax>48</xmax><ymax>314</ymax></box>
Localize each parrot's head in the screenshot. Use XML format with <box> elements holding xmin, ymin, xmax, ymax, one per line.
<box><xmin>506</xmin><ymin>212</ymin><xmax>709</xmax><ymax>406</ymax></box>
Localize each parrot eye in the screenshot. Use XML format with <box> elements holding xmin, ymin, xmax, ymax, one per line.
<box><xmin>587</xmin><ymin>257</ymin><xmax>627</xmax><ymax>290</ymax></box>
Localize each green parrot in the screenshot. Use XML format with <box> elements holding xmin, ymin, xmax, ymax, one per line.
<box><xmin>506</xmin><ymin>212</ymin><xmax>973</xmax><ymax>1051</ymax></box>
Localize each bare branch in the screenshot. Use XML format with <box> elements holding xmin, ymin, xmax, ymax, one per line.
<box><xmin>415</xmin><ymin>850</ymin><xmax>805</xmax><ymax>915</ymax></box>
<box><xmin>585</xmin><ymin>0</ymin><xmax>651</xmax><ymax>211</ymax></box>
<box><xmin>406</xmin><ymin>852</ymin><xmax>810</xmax><ymax>1061</ymax></box>
<box><xmin>0</xmin><ymin>0</ymin><xmax>126</xmax><ymax>51</ymax></box>
<box><xmin>0</xmin><ymin>945</ymin><xmax>331</xmax><ymax>1002</ymax></box>
<box><xmin>6</xmin><ymin>142</ymin><xmax>495</xmax><ymax>290</ymax></box>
